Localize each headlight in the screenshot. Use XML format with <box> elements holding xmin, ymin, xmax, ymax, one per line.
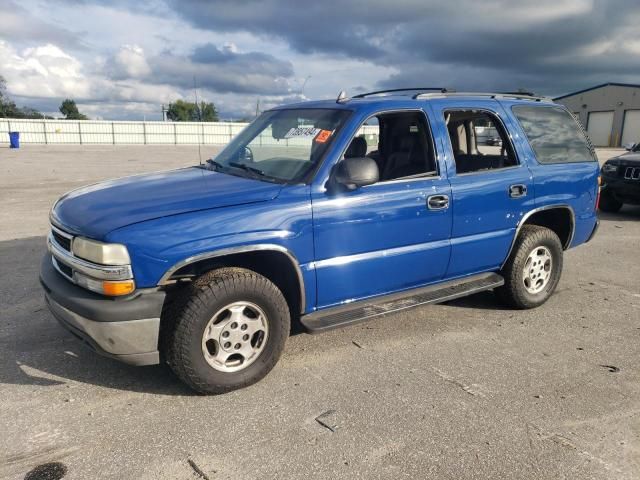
<box><xmin>601</xmin><ymin>163</ymin><xmax>617</xmax><ymax>174</ymax></box>
<box><xmin>72</xmin><ymin>237</ymin><xmax>131</xmax><ymax>265</ymax></box>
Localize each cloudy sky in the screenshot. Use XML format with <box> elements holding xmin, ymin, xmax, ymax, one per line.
<box><xmin>1</xmin><ymin>0</ymin><xmax>639</xmax><ymax>120</ymax></box>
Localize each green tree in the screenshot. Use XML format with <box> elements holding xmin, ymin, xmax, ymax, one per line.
<box><xmin>59</xmin><ymin>98</ymin><xmax>88</xmax><ymax>120</ymax></box>
<box><xmin>0</xmin><ymin>75</ymin><xmax>18</xmax><ymax>118</ymax></box>
<box><xmin>167</xmin><ymin>99</ymin><xmax>219</xmax><ymax>122</ymax></box>
<box><xmin>0</xmin><ymin>75</ymin><xmax>51</xmax><ymax>118</ymax></box>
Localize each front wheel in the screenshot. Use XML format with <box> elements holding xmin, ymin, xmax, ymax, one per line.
<box><xmin>496</xmin><ymin>225</ymin><xmax>563</xmax><ymax>309</ymax></box>
<box><xmin>164</xmin><ymin>267</ymin><xmax>290</xmax><ymax>394</ymax></box>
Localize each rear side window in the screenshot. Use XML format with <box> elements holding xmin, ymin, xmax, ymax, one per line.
<box><xmin>512</xmin><ymin>106</ymin><xmax>596</xmax><ymax>164</ymax></box>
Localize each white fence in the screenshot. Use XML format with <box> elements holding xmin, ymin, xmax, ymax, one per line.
<box><xmin>0</xmin><ymin>118</ymin><xmax>380</xmax><ymax>146</ymax></box>
<box><xmin>0</xmin><ymin>118</ymin><xmax>250</xmax><ymax>145</ymax></box>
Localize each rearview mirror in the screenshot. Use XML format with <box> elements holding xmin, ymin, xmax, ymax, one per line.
<box><xmin>623</xmin><ymin>142</ymin><xmax>636</xmax><ymax>151</ymax></box>
<box><xmin>333</xmin><ymin>157</ymin><xmax>379</xmax><ymax>190</ymax></box>
<box><xmin>272</xmin><ymin>118</ymin><xmax>299</xmax><ymax>139</ymax></box>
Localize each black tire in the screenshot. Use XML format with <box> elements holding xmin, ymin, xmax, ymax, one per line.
<box><xmin>495</xmin><ymin>225</ymin><xmax>563</xmax><ymax>309</ymax></box>
<box><xmin>598</xmin><ymin>189</ymin><xmax>623</xmax><ymax>213</ymax></box>
<box><xmin>163</xmin><ymin>267</ymin><xmax>290</xmax><ymax>394</ymax></box>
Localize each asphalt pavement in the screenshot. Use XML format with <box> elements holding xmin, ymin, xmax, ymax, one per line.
<box><xmin>1</xmin><ymin>145</ymin><xmax>638</xmax><ymax>480</ymax></box>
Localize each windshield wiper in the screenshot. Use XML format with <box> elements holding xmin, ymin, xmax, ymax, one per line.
<box><xmin>206</xmin><ymin>158</ymin><xmax>225</xmax><ymax>171</ymax></box>
<box><xmin>228</xmin><ymin>162</ymin><xmax>267</xmax><ymax>178</ymax></box>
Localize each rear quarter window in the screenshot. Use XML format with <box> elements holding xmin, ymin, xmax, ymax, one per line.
<box><xmin>512</xmin><ymin>105</ymin><xmax>597</xmax><ymax>164</ymax></box>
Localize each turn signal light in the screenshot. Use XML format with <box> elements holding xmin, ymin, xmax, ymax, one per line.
<box><xmin>102</xmin><ymin>280</ymin><xmax>135</xmax><ymax>296</ymax></box>
<box><xmin>74</xmin><ymin>271</ymin><xmax>135</xmax><ymax>296</ymax></box>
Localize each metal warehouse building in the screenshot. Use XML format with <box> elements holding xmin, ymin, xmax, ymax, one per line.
<box><xmin>554</xmin><ymin>82</ymin><xmax>640</xmax><ymax>147</ymax></box>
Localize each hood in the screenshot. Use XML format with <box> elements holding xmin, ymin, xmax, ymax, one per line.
<box><xmin>608</xmin><ymin>152</ymin><xmax>640</xmax><ymax>166</ymax></box>
<box><xmin>51</xmin><ymin>167</ymin><xmax>282</xmax><ymax>239</ymax></box>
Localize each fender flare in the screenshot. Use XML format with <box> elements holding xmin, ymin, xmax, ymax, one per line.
<box><xmin>501</xmin><ymin>204</ymin><xmax>575</xmax><ymax>269</ymax></box>
<box><xmin>158</xmin><ymin>244</ymin><xmax>306</xmax><ymax>313</ymax></box>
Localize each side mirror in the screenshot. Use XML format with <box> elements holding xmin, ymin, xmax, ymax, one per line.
<box><xmin>623</xmin><ymin>142</ymin><xmax>636</xmax><ymax>151</ymax></box>
<box><xmin>333</xmin><ymin>157</ymin><xmax>379</xmax><ymax>190</ymax></box>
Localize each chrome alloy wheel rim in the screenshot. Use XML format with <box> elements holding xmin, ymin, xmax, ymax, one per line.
<box><xmin>201</xmin><ymin>301</ymin><xmax>269</xmax><ymax>373</ymax></box>
<box><xmin>522</xmin><ymin>246</ymin><xmax>553</xmax><ymax>294</ymax></box>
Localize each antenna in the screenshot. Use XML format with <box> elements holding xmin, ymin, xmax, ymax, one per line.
<box><xmin>336</xmin><ymin>90</ymin><xmax>348</xmax><ymax>103</ymax></box>
<box><xmin>193</xmin><ymin>76</ymin><xmax>203</xmax><ymax>165</ymax></box>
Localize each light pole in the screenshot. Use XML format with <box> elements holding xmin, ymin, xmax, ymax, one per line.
<box><xmin>301</xmin><ymin>76</ymin><xmax>311</xmax><ymax>96</ymax></box>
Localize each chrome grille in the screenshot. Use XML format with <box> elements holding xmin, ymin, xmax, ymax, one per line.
<box><xmin>47</xmin><ymin>224</ymin><xmax>134</xmax><ymax>285</ymax></box>
<box><xmin>624</xmin><ymin>167</ymin><xmax>640</xmax><ymax>180</ymax></box>
<box><xmin>51</xmin><ymin>227</ymin><xmax>72</xmax><ymax>252</ymax></box>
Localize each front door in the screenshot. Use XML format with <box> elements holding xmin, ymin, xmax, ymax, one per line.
<box><xmin>311</xmin><ymin>109</ymin><xmax>453</xmax><ymax>309</ymax></box>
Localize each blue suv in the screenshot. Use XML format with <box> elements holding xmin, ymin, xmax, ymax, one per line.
<box><xmin>40</xmin><ymin>88</ymin><xmax>600</xmax><ymax>393</ymax></box>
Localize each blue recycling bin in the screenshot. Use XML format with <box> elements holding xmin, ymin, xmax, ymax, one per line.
<box><xmin>9</xmin><ymin>131</ymin><xmax>20</xmax><ymax>149</ymax></box>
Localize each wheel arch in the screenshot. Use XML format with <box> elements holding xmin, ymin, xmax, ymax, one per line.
<box><xmin>159</xmin><ymin>245</ymin><xmax>305</xmax><ymax>315</ymax></box>
<box><xmin>501</xmin><ymin>205</ymin><xmax>575</xmax><ymax>268</ymax></box>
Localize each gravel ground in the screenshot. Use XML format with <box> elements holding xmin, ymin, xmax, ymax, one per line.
<box><xmin>0</xmin><ymin>145</ymin><xmax>638</xmax><ymax>480</ymax></box>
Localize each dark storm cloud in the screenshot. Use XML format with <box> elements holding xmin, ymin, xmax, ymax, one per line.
<box><xmin>107</xmin><ymin>43</ymin><xmax>294</xmax><ymax>95</ymax></box>
<box><xmin>190</xmin><ymin>43</ymin><xmax>293</xmax><ymax>77</ymax></box>
<box><xmin>166</xmin><ymin>0</ymin><xmax>640</xmax><ymax>96</ymax></box>
<box><xmin>0</xmin><ymin>0</ymin><xmax>84</xmax><ymax>49</ymax></box>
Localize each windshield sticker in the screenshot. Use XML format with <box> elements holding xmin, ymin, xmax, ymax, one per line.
<box><xmin>284</xmin><ymin>127</ymin><xmax>320</xmax><ymax>139</ymax></box>
<box><xmin>314</xmin><ymin>129</ymin><xmax>333</xmax><ymax>143</ymax></box>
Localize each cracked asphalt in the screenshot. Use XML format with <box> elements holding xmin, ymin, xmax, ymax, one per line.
<box><xmin>1</xmin><ymin>145</ymin><xmax>639</xmax><ymax>479</ymax></box>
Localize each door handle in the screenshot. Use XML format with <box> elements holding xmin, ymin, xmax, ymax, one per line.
<box><xmin>427</xmin><ymin>194</ymin><xmax>449</xmax><ymax>210</ymax></box>
<box><xmin>509</xmin><ymin>184</ymin><xmax>527</xmax><ymax>198</ymax></box>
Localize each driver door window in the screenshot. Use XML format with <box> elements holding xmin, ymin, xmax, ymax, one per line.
<box><xmin>342</xmin><ymin>111</ymin><xmax>437</xmax><ymax>182</ymax></box>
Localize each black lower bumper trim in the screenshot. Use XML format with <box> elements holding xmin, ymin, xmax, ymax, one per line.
<box><xmin>40</xmin><ymin>253</ymin><xmax>165</xmax><ymax>323</ymax></box>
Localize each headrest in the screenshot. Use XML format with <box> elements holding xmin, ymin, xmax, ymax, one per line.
<box><xmin>345</xmin><ymin>136</ymin><xmax>368</xmax><ymax>158</ymax></box>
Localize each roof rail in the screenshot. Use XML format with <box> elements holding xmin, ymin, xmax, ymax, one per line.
<box><xmin>499</xmin><ymin>90</ymin><xmax>536</xmax><ymax>97</ymax></box>
<box><xmin>352</xmin><ymin>87</ymin><xmax>451</xmax><ymax>99</ymax></box>
<box><xmin>414</xmin><ymin>91</ymin><xmax>549</xmax><ymax>102</ymax></box>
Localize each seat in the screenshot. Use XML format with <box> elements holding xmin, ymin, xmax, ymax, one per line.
<box><xmin>383</xmin><ymin>135</ymin><xmax>426</xmax><ymax>180</ymax></box>
<box><xmin>344</xmin><ymin>136</ymin><xmax>368</xmax><ymax>158</ymax></box>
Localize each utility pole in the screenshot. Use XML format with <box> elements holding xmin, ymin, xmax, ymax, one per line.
<box><xmin>255</xmin><ymin>98</ymin><xmax>260</xmax><ymax>118</ymax></box>
<box><xmin>301</xmin><ymin>75</ymin><xmax>311</xmax><ymax>96</ymax></box>
<box><xmin>161</xmin><ymin>104</ymin><xmax>168</xmax><ymax>121</ymax></box>
<box><xmin>193</xmin><ymin>76</ymin><xmax>201</xmax><ymax>121</ymax></box>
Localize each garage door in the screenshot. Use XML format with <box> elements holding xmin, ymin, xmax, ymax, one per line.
<box><xmin>587</xmin><ymin>111</ymin><xmax>614</xmax><ymax>147</ymax></box>
<box><xmin>621</xmin><ymin>110</ymin><xmax>640</xmax><ymax>146</ymax></box>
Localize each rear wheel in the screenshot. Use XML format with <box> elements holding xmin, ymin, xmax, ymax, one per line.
<box><xmin>496</xmin><ymin>225</ymin><xmax>563</xmax><ymax>309</ymax></box>
<box><xmin>598</xmin><ymin>189</ymin><xmax>623</xmax><ymax>213</ymax></box>
<box><xmin>164</xmin><ymin>267</ymin><xmax>290</xmax><ymax>394</ymax></box>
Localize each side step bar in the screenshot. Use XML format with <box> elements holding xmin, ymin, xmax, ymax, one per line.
<box><xmin>301</xmin><ymin>272</ymin><xmax>504</xmax><ymax>334</ymax></box>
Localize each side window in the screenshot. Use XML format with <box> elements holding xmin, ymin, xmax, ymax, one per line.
<box><xmin>512</xmin><ymin>106</ymin><xmax>597</xmax><ymax>164</ymax></box>
<box><xmin>445</xmin><ymin>109</ymin><xmax>518</xmax><ymax>174</ymax></box>
<box><xmin>342</xmin><ymin>111</ymin><xmax>437</xmax><ymax>182</ymax></box>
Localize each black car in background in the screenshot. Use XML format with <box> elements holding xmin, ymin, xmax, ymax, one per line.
<box><xmin>600</xmin><ymin>143</ymin><xmax>640</xmax><ymax>212</ymax></box>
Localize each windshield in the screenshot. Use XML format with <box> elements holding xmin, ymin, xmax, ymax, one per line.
<box><xmin>209</xmin><ymin>108</ymin><xmax>351</xmax><ymax>183</ymax></box>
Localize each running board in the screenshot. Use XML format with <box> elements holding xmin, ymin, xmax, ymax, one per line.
<box><xmin>301</xmin><ymin>272</ymin><xmax>504</xmax><ymax>333</ymax></box>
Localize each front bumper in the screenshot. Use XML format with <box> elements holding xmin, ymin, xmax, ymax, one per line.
<box><xmin>40</xmin><ymin>253</ymin><xmax>165</xmax><ymax>366</ymax></box>
<box><xmin>601</xmin><ymin>176</ymin><xmax>640</xmax><ymax>204</ymax></box>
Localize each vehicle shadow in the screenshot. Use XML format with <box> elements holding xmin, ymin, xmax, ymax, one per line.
<box><xmin>0</xmin><ymin>236</ymin><xmax>195</xmax><ymax>396</ymax></box>
<box><xmin>598</xmin><ymin>204</ymin><xmax>640</xmax><ymax>222</ymax></box>
<box><xmin>442</xmin><ymin>290</ymin><xmax>513</xmax><ymax>310</ymax></box>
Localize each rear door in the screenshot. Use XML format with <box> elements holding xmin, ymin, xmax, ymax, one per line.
<box><xmin>429</xmin><ymin>99</ymin><xmax>536</xmax><ymax>278</ymax></box>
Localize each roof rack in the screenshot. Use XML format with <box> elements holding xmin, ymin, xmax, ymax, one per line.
<box><xmin>414</xmin><ymin>91</ymin><xmax>549</xmax><ymax>102</ymax></box>
<box><xmin>352</xmin><ymin>87</ymin><xmax>451</xmax><ymax>99</ymax></box>
<box><xmin>499</xmin><ymin>90</ymin><xmax>536</xmax><ymax>97</ymax></box>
